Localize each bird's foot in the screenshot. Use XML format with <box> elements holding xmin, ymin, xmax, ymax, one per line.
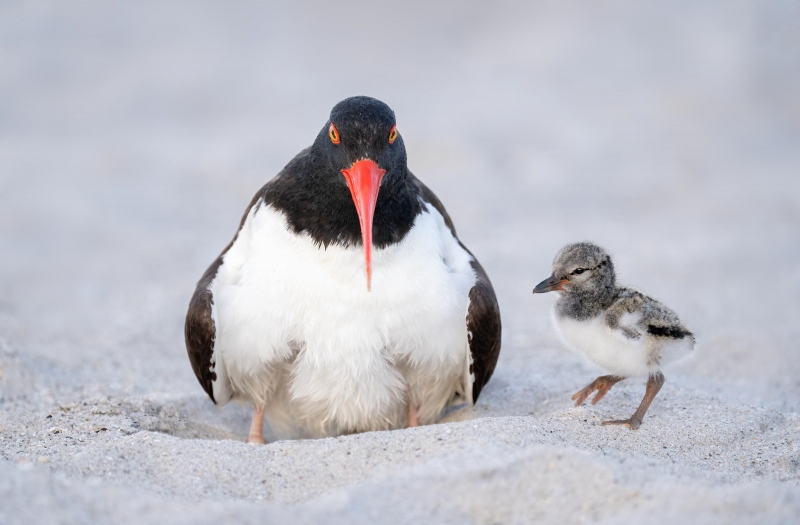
<box><xmin>571</xmin><ymin>375</ymin><xmax>623</xmax><ymax>407</ymax></box>
<box><xmin>601</xmin><ymin>417</ymin><xmax>641</xmax><ymax>430</ymax></box>
<box><xmin>247</xmin><ymin>433</ymin><xmax>266</xmax><ymax>445</ymax></box>
<box><xmin>599</xmin><ymin>372</ymin><xmax>663</xmax><ymax>431</ymax></box>
<box><xmin>571</xmin><ymin>385</ymin><xmax>594</xmax><ymax>406</ymax></box>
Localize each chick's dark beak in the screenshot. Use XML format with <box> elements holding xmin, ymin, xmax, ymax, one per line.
<box><xmin>532</xmin><ymin>275</ymin><xmax>568</xmax><ymax>294</ymax></box>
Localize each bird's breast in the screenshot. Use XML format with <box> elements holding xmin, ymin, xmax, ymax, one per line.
<box><xmin>552</xmin><ymin>310</ymin><xmax>656</xmax><ymax>377</ymax></box>
<box><xmin>210</xmin><ymin>201</ymin><xmax>477</xmax><ymax>404</ymax></box>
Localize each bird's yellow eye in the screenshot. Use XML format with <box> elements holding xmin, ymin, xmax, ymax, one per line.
<box><xmin>329</xmin><ymin>124</ymin><xmax>340</xmax><ymax>144</ymax></box>
<box><xmin>388</xmin><ymin>125</ymin><xmax>398</xmax><ymax>144</ymax></box>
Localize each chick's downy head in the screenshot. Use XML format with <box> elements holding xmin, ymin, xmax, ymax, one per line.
<box><xmin>533</xmin><ymin>242</ymin><xmax>615</xmax><ymax>295</ymax></box>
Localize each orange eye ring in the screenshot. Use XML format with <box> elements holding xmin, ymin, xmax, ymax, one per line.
<box><xmin>388</xmin><ymin>125</ymin><xmax>398</xmax><ymax>144</ymax></box>
<box><xmin>329</xmin><ymin>124</ymin><xmax>340</xmax><ymax>144</ymax></box>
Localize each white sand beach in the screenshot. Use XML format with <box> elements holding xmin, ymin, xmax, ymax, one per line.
<box><xmin>1</xmin><ymin>1</ymin><xmax>799</xmax><ymax>523</ymax></box>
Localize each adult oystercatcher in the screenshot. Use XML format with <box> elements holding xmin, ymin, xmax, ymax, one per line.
<box><xmin>532</xmin><ymin>242</ymin><xmax>695</xmax><ymax>429</ymax></box>
<box><xmin>185</xmin><ymin>96</ymin><xmax>501</xmax><ymax>443</ymax></box>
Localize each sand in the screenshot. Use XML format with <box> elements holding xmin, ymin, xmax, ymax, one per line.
<box><xmin>1</xmin><ymin>1</ymin><xmax>799</xmax><ymax>523</ymax></box>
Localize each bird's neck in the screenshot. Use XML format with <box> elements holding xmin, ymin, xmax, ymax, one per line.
<box><xmin>264</xmin><ymin>152</ymin><xmax>422</xmax><ymax>250</ymax></box>
<box><xmin>556</xmin><ymin>286</ymin><xmax>616</xmax><ymax>321</ymax></box>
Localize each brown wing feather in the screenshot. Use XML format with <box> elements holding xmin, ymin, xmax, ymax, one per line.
<box><xmin>411</xmin><ymin>174</ymin><xmax>502</xmax><ymax>403</ymax></box>
<box><xmin>464</xmin><ymin>258</ymin><xmax>502</xmax><ymax>402</ymax></box>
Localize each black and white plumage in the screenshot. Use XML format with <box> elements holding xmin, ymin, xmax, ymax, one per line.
<box><xmin>532</xmin><ymin>242</ymin><xmax>694</xmax><ymax>430</ymax></box>
<box><xmin>185</xmin><ymin>96</ymin><xmax>501</xmax><ymax>442</ymax></box>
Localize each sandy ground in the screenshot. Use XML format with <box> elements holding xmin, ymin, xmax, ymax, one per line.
<box><xmin>1</xmin><ymin>1</ymin><xmax>799</xmax><ymax>523</ymax></box>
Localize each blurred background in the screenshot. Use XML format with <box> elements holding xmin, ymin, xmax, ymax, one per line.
<box><xmin>1</xmin><ymin>1</ymin><xmax>799</xmax><ymax>414</ymax></box>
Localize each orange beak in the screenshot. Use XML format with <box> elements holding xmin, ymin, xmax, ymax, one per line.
<box><xmin>341</xmin><ymin>159</ymin><xmax>386</xmax><ymax>291</ymax></box>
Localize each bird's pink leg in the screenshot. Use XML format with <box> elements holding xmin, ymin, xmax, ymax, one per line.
<box><xmin>407</xmin><ymin>402</ymin><xmax>419</xmax><ymax>428</ymax></box>
<box><xmin>247</xmin><ymin>406</ymin><xmax>266</xmax><ymax>444</ymax></box>
<box><xmin>602</xmin><ymin>371</ymin><xmax>665</xmax><ymax>430</ymax></box>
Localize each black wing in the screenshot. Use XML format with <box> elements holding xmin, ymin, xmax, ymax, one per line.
<box><xmin>411</xmin><ymin>174</ymin><xmax>502</xmax><ymax>403</ymax></box>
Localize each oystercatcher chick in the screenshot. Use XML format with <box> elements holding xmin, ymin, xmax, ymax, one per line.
<box><xmin>185</xmin><ymin>96</ymin><xmax>501</xmax><ymax>443</ymax></box>
<box><xmin>532</xmin><ymin>242</ymin><xmax>694</xmax><ymax>430</ymax></box>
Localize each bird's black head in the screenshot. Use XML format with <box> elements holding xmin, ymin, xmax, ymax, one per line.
<box><xmin>313</xmin><ymin>96</ymin><xmax>407</xmax><ymax>173</ymax></box>
<box><xmin>267</xmin><ymin>96</ymin><xmax>421</xmax><ymax>291</ymax></box>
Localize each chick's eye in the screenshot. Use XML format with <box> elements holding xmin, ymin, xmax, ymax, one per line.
<box><xmin>388</xmin><ymin>125</ymin><xmax>398</xmax><ymax>144</ymax></box>
<box><xmin>329</xmin><ymin>124</ymin><xmax>340</xmax><ymax>144</ymax></box>
<box><xmin>572</xmin><ymin>268</ymin><xmax>586</xmax><ymax>275</ymax></box>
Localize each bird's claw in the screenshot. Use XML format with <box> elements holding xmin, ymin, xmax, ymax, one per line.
<box><xmin>571</xmin><ymin>386</ymin><xmax>594</xmax><ymax>407</ymax></box>
<box><xmin>572</xmin><ymin>377</ymin><xmax>617</xmax><ymax>407</ymax></box>
<box><xmin>601</xmin><ymin>418</ymin><xmax>641</xmax><ymax>430</ymax></box>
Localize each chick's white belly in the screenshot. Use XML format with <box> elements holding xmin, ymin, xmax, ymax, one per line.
<box><xmin>552</xmin><ymin>311</ymin><xmax>656</xmax><ymax>377</ymax></box>
<box><xmin>210</xmin><ymin>203</ymin><xmax>476</xmax><ymax>435</ymax></box>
